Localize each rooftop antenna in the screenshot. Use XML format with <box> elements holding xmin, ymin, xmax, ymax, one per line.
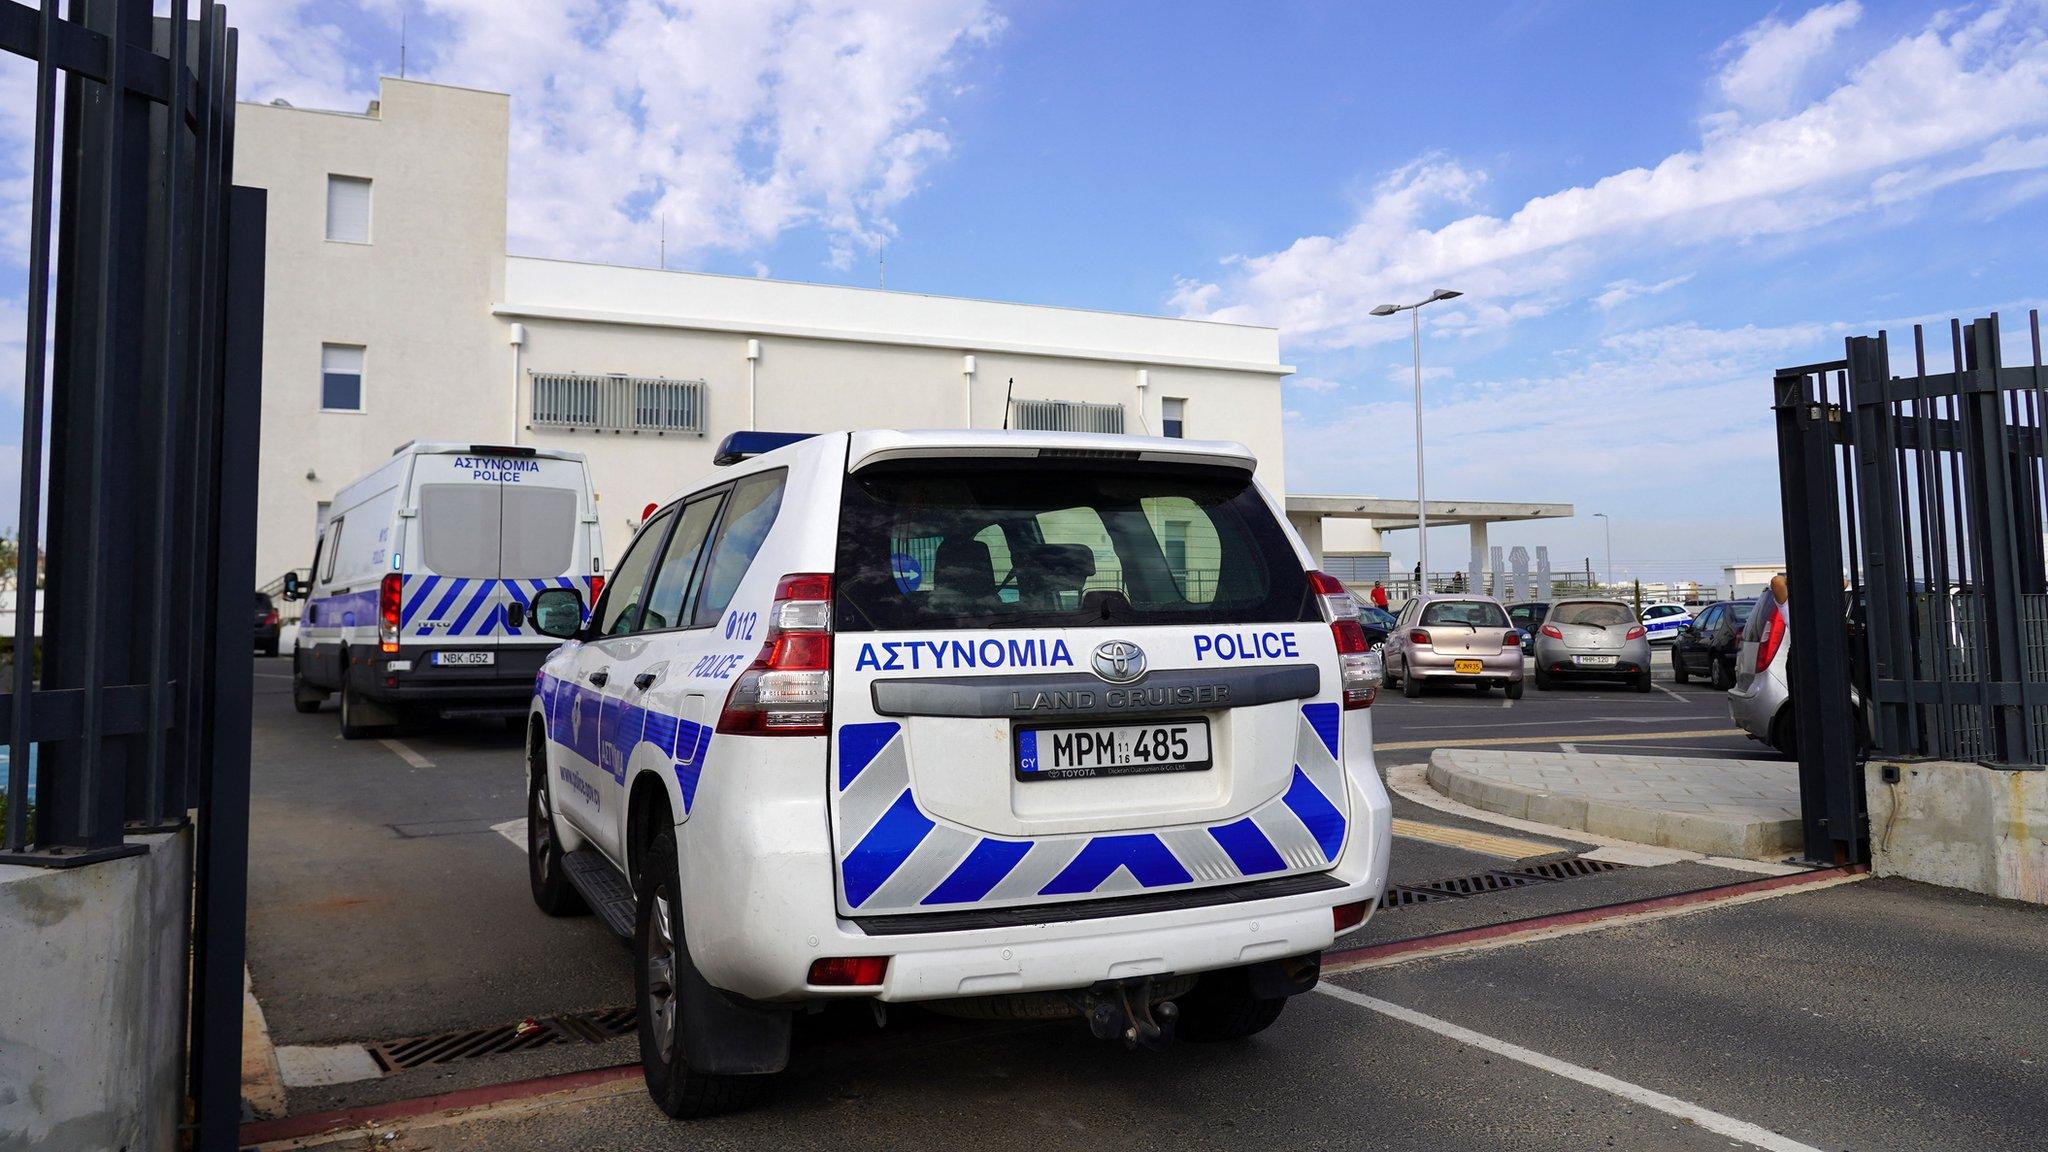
<box><xmin>659</xmin><ymin>214</ymin><xmax>666</xmax><ymax>270</ymax></box>
<box><xmin>878</xmin><ymin>241</ymin><xmax>886</xmax><ymax>289</ymax></box>
<box><xmin>399</xmin><ymin>6</ymin><xmax>407</xmax><ymax>78</ymax></box>
<box><xmin>1002</xmin><ymin>377</ymin><xmax>1014</xmax><ymax>429</ymax></box>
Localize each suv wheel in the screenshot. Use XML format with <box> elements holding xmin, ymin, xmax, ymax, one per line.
<box><xmin>1175</xmin><ymin>966</ymin><xmax>1287</xmax><ymax>1042</ymax></box>
<box><xmin>528</xmin><ymin>748</ymin><xmax>586</xmax><ymax>917</ymax></box>
<box><xmin>636</xmin><ymin>828</ymin><xmax>766</xmax><ymax>1118</ymax></box>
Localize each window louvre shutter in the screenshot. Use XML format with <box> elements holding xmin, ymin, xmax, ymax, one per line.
<box><xmin>326</xmin><ymin>175</ymin><xmax>371</xmax><ymax>243</ymax></box>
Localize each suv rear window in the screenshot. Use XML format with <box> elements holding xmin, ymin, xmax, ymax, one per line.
<box><xmin>834</xmin><ymin>462</ymin><xmax>1310</xmax><ymax>631</ymax></box>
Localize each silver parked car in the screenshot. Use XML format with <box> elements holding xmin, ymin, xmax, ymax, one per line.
<box><xmin>1728</xmin><ymin>587</ymin><xmax>1793</xmax><ymax>754</ymax></box>
<box><xmin>1381</xmin><ymin>593</ymin><xmax>1525</xmax><ymax>699</ymax></box>
<box><xmin>1530</xmin><ymin>599</ymin><xmax>1654</xmax><ymax>692</ymax></box>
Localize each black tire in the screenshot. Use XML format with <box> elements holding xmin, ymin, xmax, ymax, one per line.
<box><xmin>1175</xmin><ymin>966</ymin><xmax>1287</xmax><ymax>1042</ymax></box>
<box><xmin>1533</xmin><ymin>667</ymin><xmax>1553</xmax><ymax>691</ymax></box>
<box><xmin>337</xmin><ymin>678</ymin><xmax>384</xmax><ymax>740</ymax></box>
<box><xmin>1771</xmin><ymin>707</ymin><xmax>1798</xmax><ymax>758</ymax></box>
<box><xmin>528</xmin><ymin>740</ymin><xmax>587</xmax><ymax>917</ymax></box>
<box><xmin>1402</xmin><ymin>672</ymin><xmax>1423</xmax><ymax>699</ymax></box>
<box><xmin>291</xmin><ymin>673</ymin><xmax>324</xmax><ymax>714</ymax></box>
<box><xmin>261</xmin><ymin>638</ymin><xmax>281</xmax><ymax>658</ymax></box>
<box><xmin>1671</xmin><ymin>654</ymin><xmax>1690</xmax><ymax>684</ymax></box>
<box><xmin>1635</xmin><ymin>666</ymin><xmax>1654</xmax><ymax>693</ymax></box>
<box><xmin>636</xmin><ymin>828</ymin><xmax>766</xmax><ymax>1118</ymax></box>
<box><xmin>1505</xmin><ymin>678</ymin><xmax>1524</xmax><ymax>701</ymax></box>
<box><xmin>1710</xmin><ymin>657</ymin><xmax>1734</xmax><ymax>691</ymax></box>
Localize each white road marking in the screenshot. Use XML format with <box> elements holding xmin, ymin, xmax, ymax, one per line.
<box><xmin>1315</xmin><ymin>985</ymin><xmax>1826</xmax><ymax>1152</ymax></box>
<box><xmin>1558</xmin><ymin>742</ymin><xmax>1579</xmax><ymax>754</ymax></box>
<box><xmin>377</xmin><ymin>738</ymin><xmax>434</xmax><ymax>769</ymax></box>
<box><xmin>252</xmin><ymin>672</ymin><xmax>294</xmax><ymax>679</ymax></box>
<box><xmin>493</xmin><ymin>817</ymin><xmax>525</xmax><ymax>849</ymax></box>
<box><xmin>1652</xmin><ymin>680</ymin><xmax>1689</xmax><ymax>704</ymax></box>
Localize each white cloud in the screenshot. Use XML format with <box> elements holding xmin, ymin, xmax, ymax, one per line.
<box><xmin>228</xmin><ymin>0</ymin><xmax>1003</xmax><ymax>268</ymax></box>
<box><xmin>1288</xmin><ymin>375</ymin><xmax>1342</xmax><ymax>394</ymax></box>
<box><xmin>1593</xmin><ymin>273</ymin><xmax>1694</xmax><ymax>310</ymax></box>
<box><xmin>1176</xmin><ymin>4</ymin><xmax>2048</xmax><ymax>348</ymax></box>
<box><xmin>1715</xmin><ymin>0</ymin><xmax>1862</xmax><ymax>118</ymax></box>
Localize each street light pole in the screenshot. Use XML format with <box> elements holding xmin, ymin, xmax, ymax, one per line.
<box><xmin>1372</xmin><ymin>288</ymin><xmax>1462</xmax><ymax>592</ymax></box>
<box><xmin>1594</xmin><ymin>512</ymin><xmax>1612</xmax><ymax>589</ymax></box>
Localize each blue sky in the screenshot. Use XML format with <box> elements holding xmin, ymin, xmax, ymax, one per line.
<box><xmin>6</xmin><ymin>1</ymin><xmax>2048</xmax><ymax>583</ymax></box>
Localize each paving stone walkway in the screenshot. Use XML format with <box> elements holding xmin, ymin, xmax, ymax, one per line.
<box><xmin>1426</xmin><ymin>748</ymin><xmax>1802</xmax><ymax>858</ymax></box>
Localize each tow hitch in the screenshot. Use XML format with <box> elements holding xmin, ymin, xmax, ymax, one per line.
<box><xmin>1079</xmin><ymin>976</ymin><xmax>1182</xmax><ymax>1051</ymax></box>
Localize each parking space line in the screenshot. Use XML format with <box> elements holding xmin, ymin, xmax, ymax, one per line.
<box><xmin>1375</xmin><ymin>727</ymin><xmax>1741</xmax><ymax>751</ymax></box>
<box><xmin>1315</xmin><ymin>984</ymin><xmax>1825</xmax><ymax>1152</ymax></box>
<box><xmin>1651</xmin><ymin>680</ymin><xmax>1689</xmax><ymax>704</ymax></box>
<box><xmin>492</xmin><ymin>817</ymin><xmax>524</xmax><ymax>849</ymax></box>
<box><xmin>377</xmin><ymin>738</ymin><xmax>435</xmax><ymax>769</ymax></box>
<box><xmin>1390</xmin><ymin>818</ymin><xmax>1562</xmax><ymax>861</ymax></box>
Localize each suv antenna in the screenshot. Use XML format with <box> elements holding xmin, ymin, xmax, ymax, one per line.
<box><xmin>1002</xmin><ymin>377</ymin><xmax>1014</xmax><ymax>429</ymax></box>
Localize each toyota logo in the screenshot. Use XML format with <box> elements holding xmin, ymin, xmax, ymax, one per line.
<box><xmin>1091</xmin><ymin>640</ymin><xmax>1148</xmax><ymax>684</ymax></box>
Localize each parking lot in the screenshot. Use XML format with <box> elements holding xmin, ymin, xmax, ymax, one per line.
<box><xmin>241</xmin><ymin>651</ymin><xmax>2047</xmax><ymax>1151</ymax></box>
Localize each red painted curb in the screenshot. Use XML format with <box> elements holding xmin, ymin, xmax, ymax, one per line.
<box><xmin>239</xmin><ymin>1061</ymin><xmax>639</xmax><ymax>1147</ymax></box>
<box><xmin>1326</xmin><ymin>864</ymin><xmax>1865</xmax><ymax>969</ymax></box>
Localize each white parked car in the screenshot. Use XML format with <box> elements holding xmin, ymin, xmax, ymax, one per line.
<box><xmin>522</xmin><ymin>429</ymin><xmax>1393</xmax><ymax>1117</ymax></box>
<box><xmin>1638</xmin><ymin>601</ymin><xmax>1693</xmax><ymax>644</ymax></box>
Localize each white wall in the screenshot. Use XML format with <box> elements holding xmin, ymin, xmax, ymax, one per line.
<box><xmin>235</xmin><ymin>79</ymin><xmax>510</xmax><ymax>585</ymax></box>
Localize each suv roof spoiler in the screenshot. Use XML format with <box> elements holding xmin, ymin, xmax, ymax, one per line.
<box><xmin>714</xmin><ymin>430</ymin><xmax>816</xmax><ymax>465</ymax></box>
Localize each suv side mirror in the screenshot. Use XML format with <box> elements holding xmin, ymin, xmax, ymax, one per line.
<box><xmin>280</xmin><ymin>571</ymin><xmax>305</xmax><ymax>601</ymax></box>
<box><xmin>529</xmin><ymin>586</ymin><xmax>586</xmax><ymax>639</ymax></box>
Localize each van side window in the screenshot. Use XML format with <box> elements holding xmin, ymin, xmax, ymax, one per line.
<box><xmin>638</xmin><ymin>494</ymin><xmax>724</xmax><ymax>632</ymax></box>
<box><xmin>318</xmin><ymin>518</ymin><xmax>344</xmax><ymax>582</ymax></box>
<box><xmin>598</xmin><ymin>506</ymin><xmax>676</xmax><ymax>637</ymax></box>
<box><xmin>690</xmin><ymin>470</ymin><xmax>787</xmax><ymax>627</ymax></box>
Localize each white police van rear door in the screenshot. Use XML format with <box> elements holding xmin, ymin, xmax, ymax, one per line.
<box><xmin>403</xmin><ymin>449</ymin><xmax>589</xmax><ymax>658</ymax></box>
<box><xmin>827</xmin><ymin>457</ymin><xmax>1350</xmax><ymax>920</ymax></box>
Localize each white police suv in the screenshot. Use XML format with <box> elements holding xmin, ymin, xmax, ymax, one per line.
<box><xmin>522</xmin><ymin>429</ymin><xmax>1393</xmax><ymax>1117</ymax></box>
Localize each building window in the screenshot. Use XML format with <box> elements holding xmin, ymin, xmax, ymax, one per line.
<box><xmin>326</xmin><ymin>175</ymin><xmax>371</xmax><ymax>243</ymax></box>
<box><xmin>321</xmin><ymin>344</ymin><xmax>364</xmax><ymax>411</ymax></box>
<box><xmin>1161</xmin><ymin>397</ymin><xmax>1186</xmax><ymax>438</ymax></box>
<box><xmin>1009</xmin><ymin>398</ymin><xmax>1125</xmax><ymax>434</ymax></box>
<box><xmin>529</xmin><ymin>372</ymin><xmax>706</xmax><ymax>435</ymax></box>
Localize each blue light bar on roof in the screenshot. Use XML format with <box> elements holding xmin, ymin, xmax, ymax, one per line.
<box><xmin>713</xmin><ymin>430</ymin><xmax>818</xmax><ymax>465</ymax></box>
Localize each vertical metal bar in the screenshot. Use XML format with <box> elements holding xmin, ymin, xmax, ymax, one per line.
<box><xmin>1958</xmin><ymin>315</ymin><xmax>2032</xmax><ymax>763</ymax></box>
<box><xmin>190</xmin><ymin>181</ymin><xmax>260</xmax><ymax>1152</ymax></box>
<box><xmin>1914</xmin><ymin>327</ymin><xmax>1958</xmax><ymax>757</ymax></box>
<box><xmin>1848</xmin><ymin>335</ymin><xmax>1913</xmax><ymax>755</ymax></box>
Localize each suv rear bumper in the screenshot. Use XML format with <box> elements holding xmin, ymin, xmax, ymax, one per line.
<box><xmin>669</xmin><ymin>729</ymin><xmax>1394</xmax><ymax>1006</ymax></box>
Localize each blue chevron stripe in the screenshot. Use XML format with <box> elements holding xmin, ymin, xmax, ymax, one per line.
<box><xmin>836</xmin><ymin>722</ymin><xmax>900</xmax><ymax>790</ymax></box>
<box><xmin>1282</xmin><ymin>765</ymin><xmax>1345</xmax><ymax>862</ymax></box>
<box><xmin>449</xmin><ymin>579</ymin><xmax>497</xmax><ymax>635</ymax></box>
<box><xmin>1039</xmin><ymin>834</ymin><xmax>1192</xmax><ymax>895</ymax></box>
<box><xmin>1303</xmin><ymin>701</ymin><xmax>1340</xmax><ymax>759</ymax></box>
<box><xmin>922</xmin><ymin>838</ymin><xmax>1032</xmax><ymax>905</ymax></box>
<box><xmin>402</xmin><ymin>575</ymin><xmax>441</xmax><ymax>624</ymax></box>
<box><xmin>1207</xmin><ymin>817</ymin><xmax>1287</xmax><ymax>876</ymax></box>
<box><xmin>841</xmin><ymin>790</ymin><xmax>935</xmax><ymax>907</ymax></box>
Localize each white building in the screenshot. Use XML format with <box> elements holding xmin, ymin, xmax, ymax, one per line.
<box><xmin>235</xmin><ymin>77</ymin><xmax>1566</xmax><ymax>589</ymax></box>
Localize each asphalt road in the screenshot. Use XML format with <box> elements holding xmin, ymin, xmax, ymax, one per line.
<box><xmin>246</xmin><ymin>645</ymin><xmax>1788</xmax><ymax>1117</ymax></box>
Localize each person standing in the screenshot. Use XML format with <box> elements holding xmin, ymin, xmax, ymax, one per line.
<box><xmin>1369</xmin><ymin>580</ymin><xmax>1389</xmax><ymax>610</ymax></box>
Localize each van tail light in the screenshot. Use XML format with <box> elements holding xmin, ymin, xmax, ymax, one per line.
<box><xmin>1504</xmin><ymin>630</ymin><xmax>1521</xmax><ymax>648</ymax></box>
<box><xmin>719</xmin><ymin>573</ymin><xmax>833</xmax><ymax>735</ymax></box>
<box><xmin>1409</xmin><ymin>629</ymin><xmax>1431</xmax><ymax>646</ymax></box>
<box><xmin>379</xmin><ymin>572</ymin><xmax>402</xmax><ymax>654</ymax></box>
<box><xmin>1540</xmin><ymin>624</ymin><xmax>1563</xmax><ymax>640</ymax></box>
<box><xmin>586</xmin><ymin>574</ymin><xmax>606</xmax><ymax>617</ymax></box>
<box><xmin>1308</xmin><ymin>571</ymin><xmax>1377</xmax><ymax>710</ymax></box>
<box><xmin>1625</xmin><ymin>625</ymin><xmax>1647</xmax><ymax>642</ymax></box>
<box><xmin>1755</xmin><ymin>601</ymin><xmax>1788</xmax><ymax>671</ymax></box>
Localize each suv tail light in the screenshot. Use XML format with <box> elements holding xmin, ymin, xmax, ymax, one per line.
<box><xmin>1308</xmin><ymin>571</ymin><xmax>1377</xmax><ymax>710</ymax></box>
<box><xmin>1540</xmin><ymin>624</ymin><xmax>1563</xmax><ymax>640</ymax></box>
<box><xmin>719</xmin><ymin>573</ymin><xmax>833</xmax><ymax>735</ymax></box>
<box><xmin>1755</xmin><ymin>600</ymin><xmax>1787</xmax><ymax>671</ymax></box>
<box><xmin>1625</xmin><ymin>625</ymin><xmax>1647</xmax><ymax>641</ymax></box>
<box><xmin>808</xmin><ymin>956</ymin><xmax>887</xmax><ymax>986</ymax></box>
<box><xmin>379</xmin><ymin>573</ymin><xmax>402</xmax><ymax>654</ymax></box>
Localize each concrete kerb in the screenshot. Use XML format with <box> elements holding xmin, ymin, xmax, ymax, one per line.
<box><xmin>1426</xmin><ymin>748</ymin><xmax>1803</xmax><ymax>860</ymax></box>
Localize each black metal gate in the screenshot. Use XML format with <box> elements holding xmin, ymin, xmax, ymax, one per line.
<box><xmin>1</xmin><ymin>1</ymin><xmax>259</xmax><ymax>1148</ymax></box>
<box><xmin>1775</xmin><ymin>310</ymin><xmax>2048</xmax><ymax>865</ymax></box>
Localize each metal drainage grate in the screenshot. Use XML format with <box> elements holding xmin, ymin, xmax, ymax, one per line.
<box><xmin>1379</xmin><ymin>857</ymin><xmax>1631</xmax><ymax>913</ymax></box>
<box><xmin>368</xmin><ymin>1006</ymin><xmax>636</xmax><ymax>1072</ymax></box>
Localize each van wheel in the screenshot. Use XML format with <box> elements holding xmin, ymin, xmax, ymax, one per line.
<box><xmin>637</xmin><ymin>828</ymin><xmax>767</xmax><ymax>1118</ymax></box>
<box><xmin>529</xmin><ymin>755</ymin><xmax>587</xmax><ymax>917</ymax></box>
<box><xmin>1175</xmin><ymin>966</ymin><xmax>1287</xmax><ymax>1042</ymax></box>
<box><xmin>1505</xmin><ymin>678</ymin><xmax>1524</xmax><ymax>701</ymax></box>
<box><xmin>338</xmin><ymin>680</ymin><xmax>384</xmax><ymax>740</ymax></box>
<box><xmin>1401</xmin><ymin>673</ymin><xmax>1423</xmax><ymax>699</ymax></box>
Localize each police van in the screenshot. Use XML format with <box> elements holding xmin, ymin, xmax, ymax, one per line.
<box><xmin>284</xmin><ymin>441</ymin><xmax>601</xmax><ymax>738</ymax></box>
<box><xmin>519</xmin><ymin>429</ymin><xmax>1392</xmax><ymax>1117</ymax></box>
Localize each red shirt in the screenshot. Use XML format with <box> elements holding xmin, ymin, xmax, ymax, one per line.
<box><xmin>1369</xmin><ymin>585</ymin><xmax>1389</xmax><ymax>609</ymax></box>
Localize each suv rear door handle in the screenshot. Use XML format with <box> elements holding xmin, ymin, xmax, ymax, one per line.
<box><xmin>587</xmin><ymin>669</ymin><xmax>609</xmax><ymax>687</ymax></box>
<box><xmin>633</xmin><ymin>671</ymin><xmax>657</xmax><ymax>691</ymax></box>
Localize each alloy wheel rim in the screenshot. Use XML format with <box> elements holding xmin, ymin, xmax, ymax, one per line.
<box><xmin>531</xmin><ymin>785</ymin><xmax>552</xmax><ymax>883</ymax></box>
<box><xmin>646</xmin><ymin>886</ymin><xmax>678</xmax><ymax>1062</ymax></box>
